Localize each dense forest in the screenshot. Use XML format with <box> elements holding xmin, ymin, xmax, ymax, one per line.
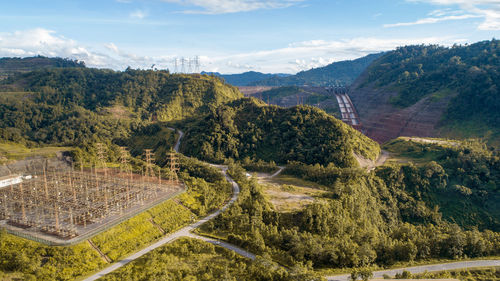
<box><xmin>180</xmin><ymin>98</ymin><xmax>379</xmax><ymax>167</ymax></box>
<box><xmin>251</xmin><ymin>53</ymin><xmax>384</xmax><ymax>87</ymax></box>
<box><xmin>362</xmin><ymin>40</ymin><xmax>499</xmax><ymax>128</ymax></box>
<box><xmin>0</xmin><ymin>68</ymin><xmax>242</xmax><ymax>146</ymax></box>
<box><xmin>201</xmin><ymin>150</ymin><xmax>500</xmax><ymax>271</ymax></box>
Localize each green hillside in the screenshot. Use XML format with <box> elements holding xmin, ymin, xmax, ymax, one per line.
<box><xmin>362</xmin><ymin>40</ymin><xmax>499</xmax><ymax>140</ymax></box>
<box><xmin>0</xmin><ymin>68</ymin><xmax>242</xmax><ymax>146</ymax></box>
<box><xmin>200</xmin><ymin>161</ymin><xmax>500</xmax><ymax>271</ymax></box>
<box><xmin>251</xmin><ymin>52</ymin><xmax>384</xmax><ymax>86</ymax></box>
<box><xmin>180</xmin><ymin>98</ymin><xmax>379</xmax><ymax>167</ymax></box>
<box><xmin>0</xmin><ymin>56</ymin><xmax>85</xmax><ymax>79</ymax></box>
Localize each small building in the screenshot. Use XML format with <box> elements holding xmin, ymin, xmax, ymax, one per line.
<box><xmin>0</xmin><ymin>174</ymin><xmax>32</xmax><ymax>189</ymax></box>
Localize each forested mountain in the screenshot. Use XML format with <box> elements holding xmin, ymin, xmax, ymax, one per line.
<box><xmin>0</xmin><ymin>56</ymin><xmax>84</xmax><ymax>78</ymax></box>
<box><xmin>350</xmin><ymin>39</ymin><xmax>500</xmax><ymax>144</ymax></box>
<box><xmin>250</xmin><ymin>53</ymin><xmax>384</xmax><ymax>86</ymax></box>
<box><xmin>203</xmin><ymin>149</ymin><xmax>500</xmax><ymax>271</ymax></box>
<box><xmin>180</xmin><ymin>98</ymin><xmax>379</xmax><ymax>167</ymax></box>
<box><xmin>0</xmin><ymin>68</ymin><xmax>242</xmax><ymax>146</ymax></box>
<box><xmin>202</xmin><ymin>71</ymin><xmax>290</xmax><ymax>86</ymax></box>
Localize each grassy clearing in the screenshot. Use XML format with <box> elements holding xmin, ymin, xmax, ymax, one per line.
<box><xmin>91</xmin><ymin>199</ymin><xmax>194</xmax><ymax>261</ymax></box>
<box><xmin>382</xmin><ymin>138</ymin><xmax>449</xmax><ymax>165</ymax></box>
<box><xmin>0</xmin><ymin>91</ymin><xmax>31</xmax><ymax>103</ymax></box>
<box><xmin>262</xmin><ymin>183</ymin><xmax>327</xmax><ymax>212</ymax></box>
<box><xmin>101</xmin><ymin>105</ymin><xmax>136</xmax><ymax>120</ymax></box>
<box><xmin>439</xmin><ymin>119</ymin><xmax>500</xmax><ymax>148</ymax></box>
<box><xmin>266</xmin><ymin>174</ymin><xmax>330</xmax><ymax>190</ymax></box>
<box><xmin>0</xmin><ymin>142</ymin><xmax>71</xmax><ymax>162</ymax></box>
<box><xmin>0</xmin><ymin>230</ymin><xmax>106</xmax><ymax>281</ymax></box>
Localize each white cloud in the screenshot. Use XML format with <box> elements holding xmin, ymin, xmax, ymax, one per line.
<box><xmin>205</xmin><ymin>36</ymin><xmax>467</xmax><ymax>73</ymax></box>
<box><xmin>0</xmin><ymin>28</ymin><xmax>471</xmax><ymax>74</ymax></box>
<box><xmin>401</xmin><ymin>0</ymin><xmax>500</xmax><ymax>30</ymax></box>
<box><xmin>0</xmin><ymin>28</ymin><xmax>112</xmax><ymax>67</ymax></box>
<box><xmin>384</xmin><ymin>12</ymin><xmax>480</xmax><ymax>27</ymax></box>
<box><xmin>162</xmin><ymin>0</ymin><xmax>304</xmax><ymax>14</ymax></box>
<box><xmin>130</xmin><ymin>9</ymin><xmax>147</xmax><ymax>19</ymax></box>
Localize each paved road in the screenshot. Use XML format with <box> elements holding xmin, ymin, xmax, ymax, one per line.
<box><xmin>84</xmin><ymin>127</ymin><xmax>500</xmax><ymax>280</ymax></box>
<box><xmin>270</xmin><ymin>166</ymin><xmax>285</xmax><ymax>178</ymax></box>
<box><xmin>83</xmin><ymin>168</ymin><xmax>241</xmax><ymax>281</ymax></box>
<box><xmin>327</xmin><ymin>260</ymin><xmax>500</xmax><ymax>281</ymax></box>
<box><xmin>188</xmin><ymin>233</ymin><xmax>256</xmax><ymax>260</ymax></box>
<box><xmin>82</xmin><ymin>129</ymin><xmax>248</xmax><ymax>281</ymax></box>
<box><xmin>167</xmin><ymin>127</ymin><xmax>184</xmax><ymax>153</ymax></box>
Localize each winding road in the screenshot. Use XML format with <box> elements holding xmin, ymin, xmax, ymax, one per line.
<box><xmin>84</xmin><ymin>128</ymin><xmax>499</xmax><ymax>280</ymax></box>
<box><xmin>82</xmin><ymin>130</ymin><xmax>253</xmax><ymax>281</ymax></box>
<box><xmin>327</xmin><ymin>260</ymin><xmax>500</xmax><ymax>280</ymax></box>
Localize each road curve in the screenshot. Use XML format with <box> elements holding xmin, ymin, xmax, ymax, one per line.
<box><xmin>82</xmin><ymin>130</ymin><xmax>247</xmax><ymax>281</ymax></box>
<box><xmin>270</xmin><ymin>166</ymin><xmax>285</xmax><ymax>178</ymax></box>
<box><xmin>167</xmin><ymin>127</ymin><xmax>184</xmax><ymax>153</ymax></box>
<box><xmin>188</xmin><ymin>233</ymin><xmax>256</xmax><ymax>260</ymax></box>
<box><xmin>84</xmin><ymin>128</ymin><xmax>500</xmax><ymax>280</ymax></box>
<box><xmin>327</xmin><ymin>260</ymin><xmax>500</xmax><ymax>281</ymax></box>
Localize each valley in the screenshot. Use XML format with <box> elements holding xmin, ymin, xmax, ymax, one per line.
<box><xmin>0</xmin><ymin>39</ymin><xmax>498</xmax><ymax>281</ymax></box>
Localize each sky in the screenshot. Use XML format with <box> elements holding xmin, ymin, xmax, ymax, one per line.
<box><xmin>0</xmin><ymin>0</ymin><xmax>499</xmax><ymax>74</ymax></box>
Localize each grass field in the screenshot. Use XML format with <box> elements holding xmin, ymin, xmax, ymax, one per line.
<box><xmin>0</xmin><ymin>142</ymin><xmax>71</xmax><ymax>163</ymax></box>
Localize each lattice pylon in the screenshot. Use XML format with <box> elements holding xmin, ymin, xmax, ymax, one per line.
<box><xmin>144</xmin><ymin>149</ymin><xmax>155</xmax><ymax>179</ymax></box>
<box><xmin>96</xmin><ymin>143</ymin><xmax>107</xmax><ymax>176</ymax></box>
<box><xmin>167</xmin><ymin>150</ymin><xmax>179</xmax><ymax>184</ymax></box>
<box><xmin>119</xmin><ymin>147</ymin><xmax>131</xmax><ymax>174</ymax></box>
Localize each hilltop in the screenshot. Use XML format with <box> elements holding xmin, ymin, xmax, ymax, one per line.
<box><xmin>180</xmin><ymin>98</ymin><xmax>379</xmax><ymax>167</ymax></box>
<box><xmin>349</xmin><ymin>40</ymin><xmax>500</xmax><ymax>145</ymax></box>
<box><xmin>0</xmin><ymin>68</ymin><xmax>242</xmax><ymax>146</ymax></box>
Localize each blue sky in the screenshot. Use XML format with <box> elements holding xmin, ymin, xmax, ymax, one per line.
<box><xmin>0</xmin><ymin>0</ymin><xmax>498</xmax><ymax>73</ymax></box>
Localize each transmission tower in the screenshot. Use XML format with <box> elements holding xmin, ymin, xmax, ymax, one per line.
<box><xmin>194</xmin><ymin>56</ymin><xmax>200</xmax><ymax>73</ymax></box>
<box><xmin>96</xmin><ymin>143</ymin><xmax>107</xmax><ymax>176</ymax></box>
<box><xmin>187</xmin><ymin>58</ymin><xmax>193</xmax><ymax>73</ymax></box>
<box><xmin>167</xmin><ymin>150</ymin><xmax>179</xmax><ymax>184</ymax></box>
<box><xmin>119</xmin><ymin>147</ymin><xmax>131</xmax><ymax>174</ymax></box>
<box><xmin>144</xmin><ymin>149</ymin><xmax>155</xmax><ymax>179</ymax></box>
<box><xmin>180</xmin><ymin>57</ymin><xmax>186</xmax><ymax>73</ymax></box>
<box><xmin>174</xmin><ymin>58</ymin><xmax>178</xmax><ymax>73</ymax></box>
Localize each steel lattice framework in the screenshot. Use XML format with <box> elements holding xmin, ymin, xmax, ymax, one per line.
<box><xmin>0</xmin><ymin>149</ymin><xmax>182</xmax><ymax>240</ymax></box>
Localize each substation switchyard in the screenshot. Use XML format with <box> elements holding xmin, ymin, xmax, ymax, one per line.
<box><xmin>0</xmin><ymin>146</ymin><xmax>183</xmax><ymax>244</ymax></box>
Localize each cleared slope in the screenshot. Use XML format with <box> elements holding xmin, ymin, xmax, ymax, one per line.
<box><xmin>349</xmin><ymin>40</ymin><xmax>499</xmax><ymax>144</ymax></box>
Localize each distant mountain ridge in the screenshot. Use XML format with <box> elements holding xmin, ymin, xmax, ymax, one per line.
<box><xmin>204</xmin><ymin>52</ymin><xmax>384</xmax><ymax>87</ymax></box>
<box><xmin>201</xmin><ymin>71</ymin><xmax>290</xmax><ymax>86</ymax></box>
<box><xmin>250</xmin><ymin>52</ymin><xmax>385</xmax><ymax>86</ymax></box>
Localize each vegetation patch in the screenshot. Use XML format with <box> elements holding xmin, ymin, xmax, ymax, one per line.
<box><xmin>181</xmin><ymin>98</ymin><xmax>380</xmax><ymax>167</ymax></box>
<box><xmin>262</xmin><ymin>183</ymin><xmax>326</xmax><ymax>212</ymax></box>
<box><xmin>99</xmin><ymin>237</ymin><xmax>323</xmax><ymax>281</ymax></box>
